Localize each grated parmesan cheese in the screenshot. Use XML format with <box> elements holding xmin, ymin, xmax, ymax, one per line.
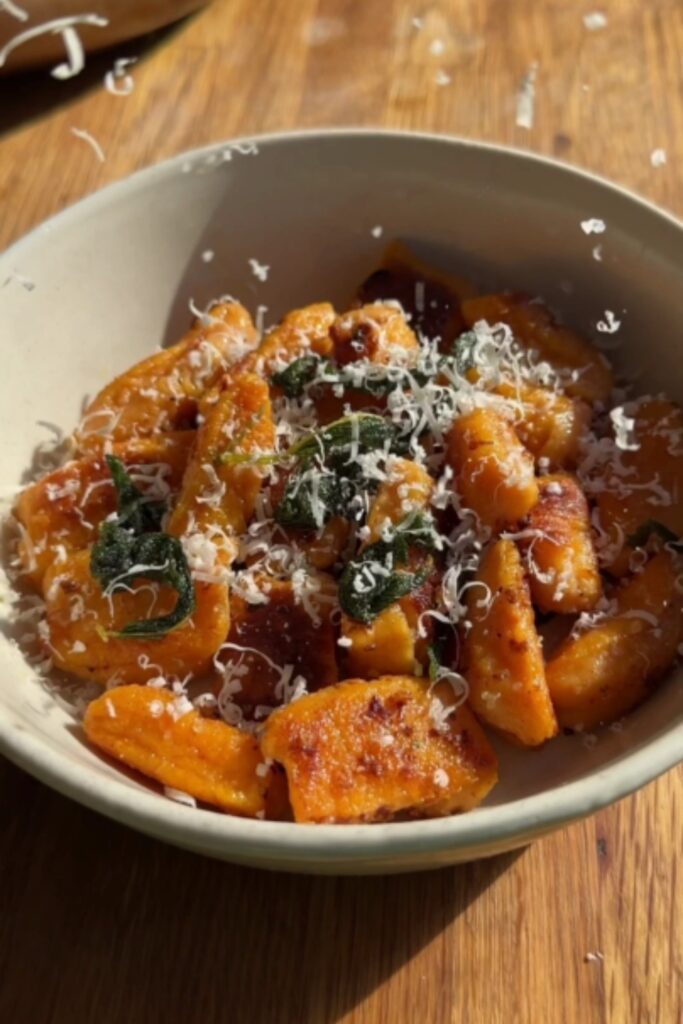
<box><xmin>0</xmin><ymin>1</ymin><xmax>28</xmax><ymax>21</ymax></box>
<box><xmin>164</xmin><ymin>786</ymin><xmax>197</xmax><ymax>808</ymax></box>
<box><xmin>248</xmin><ymin>258</ymin><xmax>270</xmax><ymax>282</ymax></box>
<box><xmin>104</xmin><ymin>56</ymin><xmax>136</xmax><ymax>96</ymax></box>
<box><xmin>582</xmin><ymin>12</ymin><xmax>607</xmax><ymax>30</ymax></box>
<box><xmin>70</xmin><ymin>127</ymin><xmax>105</xmax><ymax>162</ymax></box>
<box><xmin>516</xmin><ymin>62</ymin><xmax>538</xmax><ymax>130</ymax></box>
<box><xmin>596</xmin><ymin>310</ymin><xmax>621</xmax><ymax>334</ymax></box>
<box><xmin>609</xmin><ymin>406</ymin><xmax>640</xmax><ymax>451</ymax></box>
<box><xmin>581</xmin><ymin>218</ymin><xmax>606</xmax><ymax>235</ymax></box>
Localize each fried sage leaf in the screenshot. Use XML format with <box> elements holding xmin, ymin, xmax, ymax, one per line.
<box><xmin>275</xmin><ymin>414</ymin><xmax>407</xmax><ymax>530</ymax></box>
<box><xmin>271</xmin><ymin>355</ymin><xmax>324</xmax><ymax>397</ymax></box>
<box><xmin>90</xmin><ymin>457</ymin><xmax>195</xmax><ymax>637</ymax></box>
<box><xmin>339</xmin><ymin>511</ymin><xmax>440</xmax><ymax>624</ymax></box>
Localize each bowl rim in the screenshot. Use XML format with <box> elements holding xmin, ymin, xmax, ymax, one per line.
<box><xmin>1</xmin><ymin>127</ymin><xmax>682</xmax><ymax>865</ymax></box>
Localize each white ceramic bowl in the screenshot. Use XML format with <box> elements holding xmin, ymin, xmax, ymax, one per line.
<box><xmin>1</xmin><ymin>131</ymin><xmax>681</xmax><ymax>874</ymax></box>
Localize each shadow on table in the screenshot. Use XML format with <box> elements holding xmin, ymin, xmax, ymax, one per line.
<box><xmin>0</xmin><ymin>16</ymin><xmax>191</xmax><ymax>140</ymax></box>
<box><xmin>0</xmin><ymin>763</ymin><xmax>523</xmax><ymax>1024</ymax></box>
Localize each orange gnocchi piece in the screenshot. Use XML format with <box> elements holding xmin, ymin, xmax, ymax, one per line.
<box><xmin>84</xmin><ymin>686</ymin><xmax>266</xmax><ymax>816</ymax></box>
<box><xmin>261</xmin><ymin>675</ymin><xmax>498</xmax><ymax>823</ymax></box>
<box><xmin>522</xmin><ymin>473</ymin><xmax>602</xmax><ymax>614</ymax></box>
<box><xmin>340</xmin><ymin>459</ymin><xmax>436</xmax><ymax>677</ymax></box>
<box><xmin>356</xmin><ymin>239</ymin><xmax>475</xmax><ymax>351</ymax></box>
<box><xmin>331</xmin><ymin>304</ymin><xmax>419</xmax><ymax>366</ymax></box>
<box><xmin>15</xmin><ymin>433</ymin><xmax>193</xmax><ymax>590</ymax></box>
<box><xmin>223</xmin><ymin>573</ymin><xmax>339</xmax><ymax>710</ymax></box>
<box><xmin>592</xmin><ymin>399</ymin><xmax>683</xmax><ymax>576</ymax></box>
<box><xmin>241</xmin><ymin>303</ymin><xmax>335</xmax><ymax>379</ymax></box>
<box><xmin>447</xmin><ymin>408</ymin><xmax>539</xmax><ymax>528</ymax></box>
<box><xmin>44</xmin><ymin>550</ymin><xmax>230</xmax><ymax>686</ymax></box>
<box><xmin>75</xmin><ymin>301</ymin><xmax>258</xmax><ymax>452</ymax></box>
<box><xmin>168</xmin><ymin>372</ymin><xmax>275</xmax><ymax>561</ymax></box>
<box><xmin>494</xmin><ymin>382</ymin><xmax>591</xmax><ymax>469</ymax></box>
<box><xmin>463</xmin><ymin>538</ymin><xmax>558</xmax><ymax>746</ymax></box>
<box><xmin>462</xmin><ymin>293</ymin><xmax>612</xmax><ymax>403</ymax></box>
<box><xmin>546</xmin><ymin>551</ymin><xmax>682</xmax><ymax>730</ymax></box>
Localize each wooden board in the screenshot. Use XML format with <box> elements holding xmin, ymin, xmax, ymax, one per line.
<box><xmin>0</xmin><ymin>1</ymin><xmax>681</xmax><ymax>1021</ymax></box>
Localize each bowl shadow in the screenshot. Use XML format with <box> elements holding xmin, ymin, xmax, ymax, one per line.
<box><xmin>0</xmin><ymin>16</ymin><xmax>192</xmax><ymax>139</ymax></box>
<box><xmin>0</xmin><ymin>758</ymin><xmax>523</xmax><ymax>1024</ymax></box>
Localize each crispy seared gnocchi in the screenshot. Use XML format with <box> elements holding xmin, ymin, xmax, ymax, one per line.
<box><xmin>521</xmin><ymin>473</ymin><xmax>602</xmax><ymax>614</ymax></box>
<box><xmin>261</xmin><ymin>676</ymin><xmax>498</xmax><ymax>823</ymax></box>
<box><xmin>463</xmin><ymin>539</ymin><xmax>558</xmax><ymax>747</ymax></box>
<box><xmin>12</xmin><ymin>246</ymin><xmax>682</xmax><ymax>822</ymax></box>
<box><xmin>546</xmin><ymin>552</ymin><xmax>682</xmax><ymax>730</ymax></box>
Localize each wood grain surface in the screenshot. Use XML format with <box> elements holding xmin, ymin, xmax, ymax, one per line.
<box><xmin>0</xmin><ymin>1</ymin><xmax>682</xmax><ymax>1021</ymax></box>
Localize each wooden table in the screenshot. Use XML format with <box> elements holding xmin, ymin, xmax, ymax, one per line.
<box><xmin>1</xmin><ymin>1</ymin><xmax>681</xmax><ymax>1021</ymax></box>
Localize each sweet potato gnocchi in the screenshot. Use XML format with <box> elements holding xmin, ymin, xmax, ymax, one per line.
<box><xmin>11</xmin><ymin>247</ymin><xmax>683</xmax><ymax>824</ymax></box>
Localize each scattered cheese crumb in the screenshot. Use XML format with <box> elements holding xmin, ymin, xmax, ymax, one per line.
<box><xmin>435</xmin><ymin>69</ymin><xmax>451</xmax><ymax>86</ymax></box>
<box><xmin>201</xmin><ymin>249</ymin><xmax>215</xmax><ymax>263</ymax></box>
<box><xmin>164</xmin><ymin>786</ymin><xmax>197</xmax><ymax>808</ymax></box>
<box><xmin>650</xmin><ymin>148</ymin><xmax>667</xmax><ymax>168</ymax></box>
<box><xmin>583</xmin><ymin>12</ymin><xmax>607</xmax><ymax>31</ymax></box>
<box><xmin>337</xmin><ymin>636</ymin><xmax>352</xmax><ymax>647</ymax></box>
<box><xmin>378</xmin><ymin>732</ymin><xmax>395</xmax><ymax>747</ymax></box>
<box><xmin>104</xmin><ymin>56</ymin><xmax>136</xmax><ymax>96</ymax></box>
<box><xmin>581</xmin><ymin>218</ymin><xmax>606</xmax><ymax>235</ymax></box>
<box><xmin>411</xmin><ymin>16</ymin><xmax>423</xmax><ymax>29</ymax></box>
<box><xmin>609</xmin><ymin>406</ymin><xmax>640</xmax><ymax>451</ymax></box>
<box><xmin>429</xmin><ymin>38</ymin><xmax>445</xmax><ymax>56</ymax></box>
<box><xmin>596</xmin><ymin>310</ymin><xmax>621</xmax><ymax>334</ymax></box>
<box><xmin>249</xmin><ymin>258</ymin><xmax>270</xmax><ymax>282</ymax></box>
<box><xmin>255</xmin><ymin>304</ymin><xmax>269</xmax><ymax>332</ymax></box>
<box><xmin>371</xmin><ymin>225</ymin><xmax>383</xmax><ymax>239</ymax></box>
<box><xmin>516</xmin><ymin>62</ymin><xmax>538</xmax><ymax>130</ymax></box>
<box><xmin>433</xmin><ymin>768</ymin><xmax>449</xmax><ymax>788</ymax></box>
<box><xmin>70</xmin><ymin>126</ymin><xmax>105</xmax><ymax>163</ymax></box>
<box><xmin>255</xmin><ymin>762</ymin><xmax>270</xmax><ymax>778</ymax></box>
<box><xmin>105</xmin><ymin>698</ymin><xmax>117</xmax><ymax>718</ymax></box>
<box><xmin>584</xmin><ymin>951</ymin><xmax>605</xmax><ymax>963</ymax></box>
<box><xmin>0</xmin><ymin>0</ymin><xmax>28</xmax><ymax>21</ymax></box>
<box><xmin>592</xmin><ymin>244</ymin><xmax>603</xmax><ymax>261</ymax></box>
<box><xmin>146</xmin><ymin>676</ymin><xmax>168</xmax><ymax>689</ymax></box>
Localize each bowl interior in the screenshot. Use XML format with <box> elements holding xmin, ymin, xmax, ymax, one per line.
<box><xmin>0</xmin><ymin>132</ymin><xmax>681</xmax><ymax>867</ymax></box>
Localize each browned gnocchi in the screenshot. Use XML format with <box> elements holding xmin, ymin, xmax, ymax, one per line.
<box><xmin>11</xmin><ymin>253</ymin><xmax>682</xmax><ymax>824</ymax></box>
